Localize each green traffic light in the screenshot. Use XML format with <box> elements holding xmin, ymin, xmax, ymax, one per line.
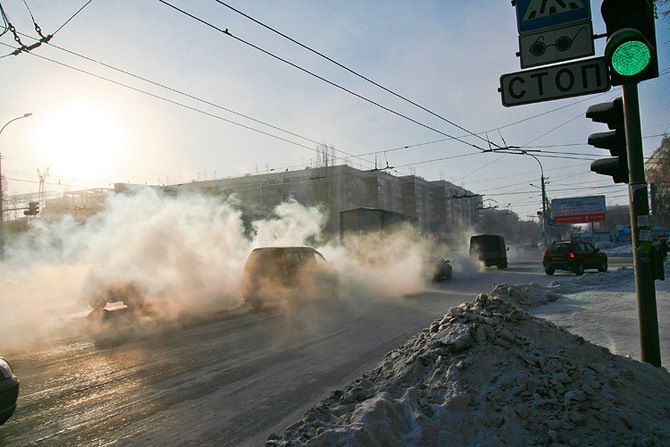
<box><xmin>611</xmin><ymin>40</ymin><xmax>651</xmax><ymax>76</ymax></box>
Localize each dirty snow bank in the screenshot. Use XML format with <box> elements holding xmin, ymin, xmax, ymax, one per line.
<box><xmin>266</xmin><ymin>283</ymin><xmax>670</xmax><ymax>446</ymax></box>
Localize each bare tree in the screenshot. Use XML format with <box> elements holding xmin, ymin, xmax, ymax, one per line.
<box><xmin>315</xmin><ymin>143</ymin><xmax>337</xmax><ymax>168</ymax></box>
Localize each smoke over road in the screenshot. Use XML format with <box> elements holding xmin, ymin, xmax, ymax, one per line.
<box><xmin>0</xmin><ymin>187</ymin><xmax>475</xmax><ymax>348</ymax></box>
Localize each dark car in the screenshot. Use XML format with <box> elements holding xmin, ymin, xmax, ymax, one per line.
<box><xmin>470</xmin><ymin>234</ymin><xmax>508</xmax><ymax>269</ymax></box>
<box><xmin>542</xmin><ymin>240</ymin><xmax>608</xmax><ymax>275</ymax></box>
<box><xmin>81</xmin><ymin>268</ymin><xmax>147</xmax><ymax>313</ymax></box>
<box><xmin>0</xmin><ymin>357</ymin><xmax>19</xmax><ymax>426</ymax></box>
<box><xmin>242</xmin><ymin>246</ymin><xmax>340</xmax><ymax>308</ymax></box>
<box><xmin>85</xmin><ymin>282</ymin><xmax>146</xmax><ymax>312</ymax></box>
<box><xmin>430</xmin><ymin>257</ymin><xmax>453</xmax><ymax>282</ymax></box>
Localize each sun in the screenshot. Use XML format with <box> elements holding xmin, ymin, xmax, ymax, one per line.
<box><xmin>35</xmin><ymin>101</ymin><xmax>126</xmax><ymax>183</ymax></box>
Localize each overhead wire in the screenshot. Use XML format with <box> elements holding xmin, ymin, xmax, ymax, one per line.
<box><xmin>4</xmin><ymin>2</ymin><xmax>506</xmax><ymax>182</ymax></box>
<box><xmin>0</xmin><ymin>0</ymin><xmax>94</xmax><ymax>57</ymax></box>
<box><xmin>156</xmin><ymin>0</ymin><xmax>491</xmax><ymax>152</ymax></box>
<box><xmin>0</xmin><ymin>39</ymin><xmax>381</xmax><ymax>172</ymax></box>
<box><xmin>3</xmin><ymin>2</ymin><xmax>666</xmax><ymax>210</ymax></box>
<box><xmin>5</xmin><ymin>18</ymin><xmax>428</xmax><ymax>174</ymax></box>
<box><xmin>0</xmin><ymin>2</ymin><xmax>9</xmax><ymax>38</ymax></box>
<box><xmin>51</xmin><ymin>0</ymin><xmax>95</xmax><ymax>36</ymax></box>
<box><xmin>209</xmin><ymin>0</ymin><xmax>500</xmax><ymax>150</ymax></box>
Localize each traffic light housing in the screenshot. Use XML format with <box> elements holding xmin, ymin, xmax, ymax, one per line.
<box><xmin>601</xmin><ymin>0</ymin><xmax>658</xmax><ymax>85</ymax></box>
<box><xmin>586</xmin><ymin>97</ymin><xmax>629</xmax><ymax>183</ymax></box>
<box><xmin>24</xmin><ymin>201</ymin><xmax>40</xmax><ymax>216</ymax></box>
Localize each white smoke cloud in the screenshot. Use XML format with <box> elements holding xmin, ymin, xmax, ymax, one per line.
<box><xmin>0</xmin><ymin>188</ymin><xmax>479</xmax><ymax>349</ymax></box>
<box><xmin>251</xmin><ymin>199</ymin><xmax>327</xmax><ymax>247</ymax></box>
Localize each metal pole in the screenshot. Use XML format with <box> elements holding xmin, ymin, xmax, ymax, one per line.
<box><xmin>622</xmin><ymin>83</ymin><xmax>661</xmax><ymax>367</ymax></box>
<box><xmin>526</xmin><ymin>152</ymin><xmax>548</xmax><ymax>246</ymax></box>
<box><xmin>540</xmin><ymin>172</ymin><xmax>548</xmax><ymax>245</ymax></box>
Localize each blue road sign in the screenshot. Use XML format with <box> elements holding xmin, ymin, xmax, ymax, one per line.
<box><xmin>516</xmin><ymin>0</ymin><xmax>591</xmax><ymax>34</ymax></box>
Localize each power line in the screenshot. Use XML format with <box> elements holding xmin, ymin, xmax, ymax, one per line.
<box><xmin>156</xmin><ymin>0</ymin><xmax>490</xmax><ymax>152</ymax></box>
<box><xmin>209</xmin><ymin>0</ymin><xmax>499</xmax><ymax>150</ymax></box>
<box><xmin>52</xmin><ymin>0</ymin><xmax>95</xmax><ymax>36</ymax></box>
<box><xmin>0</xmin><ymin>0</ymin><xmax>93</xmax><ymax>57</ymax></box>
<box><xmin>3</xmin><ymin>4</ymin><xmax>665</xmax><ymax>208</ymax></box>
<box><xmin>0</xmin><ymin>40</ymin><xmax>384</xmax><ymax>173</ymax></box>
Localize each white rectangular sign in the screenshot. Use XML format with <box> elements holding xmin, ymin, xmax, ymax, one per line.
<box><xmin>552</xmin><ymin>195</ymin><xmax>606</xmax><ymax>224</ymax></box>
<box><xmin>519</xmin><ymin>21</ymin><xmax>594</xmax><ymax>68</ymax></box>
<box><xmin>499</xmin><ymin>57</ymin><xmax>610</xmax><ymax>107</ymax></box>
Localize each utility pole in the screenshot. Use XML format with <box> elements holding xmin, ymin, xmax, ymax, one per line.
<box><xmin>540</xmin><ymin>173</ymin><xmax>548</xmax><ymax>245</ymax></box>
<box><xmin>524</xmin><ymin>151</ymin><xmax>549</xmax><ymax>246</ymax></box>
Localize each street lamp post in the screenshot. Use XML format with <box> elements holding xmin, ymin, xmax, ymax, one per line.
<box><xmin>0</xmin><ymin>112</ymin><xmax>33</xmax><ymax>261</ymax></box>
<box><xmin>523</xmin><ymin>152</ymin><xmax>549</xmax><ymax>246</ymax></box>
<box><xmin>491</xmin><ymin>146</ymin><xmax>550</xmax><ymax>246</ymax></box>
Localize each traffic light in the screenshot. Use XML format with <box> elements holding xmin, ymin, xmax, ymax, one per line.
<box><xmin>601</xmin><ymin>0</ymin><xmax>658</xmax><ymax>85</ymax></box>
<box><xmin>586</xmin><ymin>97</ymin><xmax>629</xmax><ymax>183</ymax></box>
<box><xmin>24</xmin><ymin>201</ymin><xmax>40</xmax><ymax>216</ymax></box>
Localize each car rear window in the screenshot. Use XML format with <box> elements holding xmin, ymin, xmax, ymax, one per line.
<box><xmin>548</xmin><ymin>244</ymin><xmax>571</xmax><ymax>253</ymax></box>
<box><xmin>246</xmin><ymin>249</ymin><xmax>283</xmax><ymax>272</ymax></box>
<box><xmin>285</xmin><ymin>250</ymin><xmax>317</xmax><ymax>267</ymax></box>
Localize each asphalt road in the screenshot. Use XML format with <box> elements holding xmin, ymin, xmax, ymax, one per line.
<box><xmin>0</xmin><ymin>254</ymin><xmax>634</xmax><ymax>446</ymax></box>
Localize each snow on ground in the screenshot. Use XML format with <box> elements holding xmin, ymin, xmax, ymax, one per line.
<box><xmin>535</xmin><ymin>266</ymin><xmax>670</xmax><ymax>364</ymax></box>
<box><xmin>266</xmin><ymin>263</ymin><xmax>670</xmax><ymax>446</ymax></box>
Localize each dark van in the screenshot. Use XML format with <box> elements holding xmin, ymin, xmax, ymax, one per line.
<box><xmin>470</xmin><ymin>234</ymin><xmax>508</xmax><ymax>269</ymax></box>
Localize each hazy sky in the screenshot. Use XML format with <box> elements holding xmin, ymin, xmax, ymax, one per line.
<box><xmin>1</xmin><ymin>0</ymin><xmax>669</xmax><ymax>219</ymax></box>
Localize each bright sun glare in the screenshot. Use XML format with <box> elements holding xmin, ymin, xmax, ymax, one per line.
<box><xmin>36</xmin><ymin>102</ymin><xmax>126</xmax><ymax>183</ymax></box>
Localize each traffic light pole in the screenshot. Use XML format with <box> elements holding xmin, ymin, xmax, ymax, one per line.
<box><xmin>622</xmin><ymin>83</ymin><xmax>661</xmax><ymax>367</ymax></box>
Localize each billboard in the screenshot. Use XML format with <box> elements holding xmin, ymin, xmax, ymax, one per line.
<box><xmin>552</xmin><ymin>196</ymin><xmax>606</xmax><ymax>224</ymax></box>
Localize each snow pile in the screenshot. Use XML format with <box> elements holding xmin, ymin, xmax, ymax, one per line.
<box><xmin>266</xmin><ymin>283</ymin><xmax>670</xmax><ymax>447</ymax></box>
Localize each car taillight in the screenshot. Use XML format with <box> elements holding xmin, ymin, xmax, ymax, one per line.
<box><xmin>542</xmin><ymin>253</ymin><xmax>546</xmax><ymax>260</ymax></box>
<box><xmin>569</xmin><ymin>252</ymin><xmax>575</xmax><ymax>258</ymax></box>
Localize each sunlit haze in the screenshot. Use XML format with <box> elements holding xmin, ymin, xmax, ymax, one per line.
<box><xmin>1</xmin><ymin>1</ymin><xmax>669</xmax><ymax>216</ymax></box>
<box><xmin>33</xmin><ymin>100</ymin><xmax>126</xmax><ymax>182</ymax></box>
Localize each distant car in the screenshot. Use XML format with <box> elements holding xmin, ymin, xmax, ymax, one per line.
<box><xmin>242</xmin><ymin>247</ymin><xmax>340</xmax><ymax>309</ymax></box>
<box><xmin>85</xmin><ymin>282</ymin><xmax>146</xmax><ymax>312</ymax></box>
<box><xmin>470</xmin><ymin>234</ymin><xmax>508</xmax><ymax>269</ymax></box>
<box><xmin>430</xmin><ymin>257</ymin><xmax>453</xmax><ymax>282</ymax></box>
<box><xmin>81</xmin><ymin>268</ymin><xmax>147</xmax><ymax>312</ymax></box>
<box><xmin>542</xmin><ymin>240</ymin><xmax>608</xmax><ymax>275</ymax></box>
<box><xmin>0</xmin><ymin>357</ymin><xmax>19</xmax><ymax>426</ymax></box>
